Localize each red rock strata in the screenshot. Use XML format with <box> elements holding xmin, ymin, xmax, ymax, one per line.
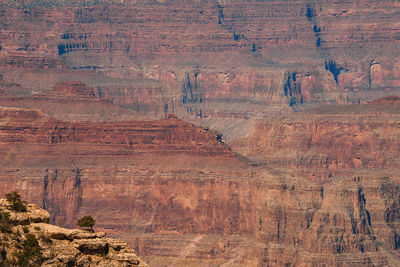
<box><xmin>231</xmin><ymin>100</ymin><xmax>400</xmax><ymax>185</ymax></box>
<box><xmin>0</xmin><ymin>0</ymin><xmax>399</xmax><ymax>138</ymax></box>
<box><xmin>0</xmin><ymin>0</ymin><xmax>399</xmax><ymax>265</ymax></box>
<box><xmin>0</xmin><ymin>107</ymin><xmax>231</xmax><ymax>156</ymax></box>
<box><xmin>51</xmin><ymin>81</ymin><xmax>95</xmax><ymax>96</ymax></box>
<box><xmin>0</xmin><ymin>81</ymin><xmax>143</xmax><ymax>122</ymax></box>
<box><xmin>0</xmin><ymin>107</ymin><xmax>399</xmax><ymax>265</ymax></box>
<box><xmin>370</xmin><ymin>95</ymin><xmax>400</xmax><ymax>105</ymax></box>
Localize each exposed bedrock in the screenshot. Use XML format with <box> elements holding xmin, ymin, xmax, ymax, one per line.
<box><xmin>0</xmin><ymin>107</ymin><xmax>400</xmax><ymax>265</ymax></box>
<box><xmin>0</xmin><ymin>0</ymin><xmax>399</xmax><ymax>139</ymax></box>
<box><xmin>0</xmin><ymin>198</ymin><xmax>148</xmax><ymax>266</ymax></box>
<box><xmin>231</xmin><ymin>99</ymin><xmax>400</xmax><ymax>184</ymax></box>
<box><xmin>0</xmin><ymin>0</ymin><xmax>400</xmax><ymax>265</ymax></box>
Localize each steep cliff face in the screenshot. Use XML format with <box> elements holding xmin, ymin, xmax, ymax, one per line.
<box><xmin>0</xmin><ymin>0</ymin><xmax>399</xmax><ymax>139</ymax></box>
<box><xmin>0</xmin><ymin>0</ymin><xmax>400</xmax><ymax>265</ymax></box>
<box><xmin>0</xmin><ymin>107</ymin><xmax>400</xmax><ymax>265</ymax></box>
<box><xmin>0</xmin><ymin>107</ymin><xmax>232</xmax><ymax>156</ymax></box>
<box><xmin>232</xmin><ymin>101</ymin><xmax>400</xmax><ymax>184</ymax></box>
<box><xmin>295</xmin><ymin>174</ymin><xmax>400</xmax><ymax>266</ymax></box>
<box><xmin>51</xmin><ymin>81</ymin><xmax>95</xmax><ymax>96</ymax></box>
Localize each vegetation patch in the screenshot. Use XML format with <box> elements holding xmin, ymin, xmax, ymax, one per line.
<box><xmin>5</xmin><ymin>234</ymin><xmax>44</xmax><ymax>266</ymax></box>
<box><xmin>5</xmin><ymin>191</ymin><xmax>27</xmax><ymax>212</ymax></box>
<box><xmin>0</xmin><ymin>211</ymin><xmax>11</xmax><ymax>233</ymax></box>
<box><xmin>77</xmin><ymin>216</ymin><xmax>96</xmax><ymax>232</ymax></box>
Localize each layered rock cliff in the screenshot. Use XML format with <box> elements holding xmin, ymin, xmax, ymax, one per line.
<box><xmin>0</xmin><ymin>107</ymin><xmax>400</xmax><ymax>265</ymax></box>
<box><xmin>0</xmin><ymin>0</ymin><xmax>399</xmax><ymax>138</ymax></box>
<box><xmin>0</xmin><ymin>107</ymin><xmax>232</xmax><ymax>156</ymax></box>
<box><xmin>231</xmin><ymin>99</ymin><xmax>400</xmax><ymax>184</ymax></box>
<box><xmin>0</xmin><ymin>81</ymin><xmax>144</xmax><ymax>122</ymax></box>
<box><xmin>0</xmin><ymin>0</ymin><xmax>399</xmax><ymax>265</ymax></box>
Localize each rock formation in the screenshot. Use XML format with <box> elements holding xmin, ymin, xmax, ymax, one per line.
<box><xmin>51</xmin><ymin>81</ymin><xmax>95</xmax><ymax>97</ymax></box>
<box><xmin>0</xmin><ymin>81</ymin><xmax>143</xmax><ymax>122</ymax></box>
<box><xmin>231</xmin><ymin>99</ymin><xmax>400</xmax><ymax>184</ymax></box>
<box><xmin>370</xmin><ymin>95</ymin><xmax>400</xmax><ymax>106</ymax></box>
<box><xmin>0</xmin><ymin>0</ymin><xmax>399</xmax><ymax>138</ymax></box>
<box><xmin>0</xmin><ymin>106</ymin><xmax>399</xmax><ymax>265</ymax></box>
<box><xmin>0</xmin><ymin>0</ymin><xmax>399</xmax><ymax>265</ymax></box>
<box><xmin>0</xmin><ymin>107</ymin><xmax>232</xmax><ymax>156</ymax></box>
<box><xmin>0</xmin><ymin>197</ymin><xmax>147</xmax><ymax>266</ymax></box>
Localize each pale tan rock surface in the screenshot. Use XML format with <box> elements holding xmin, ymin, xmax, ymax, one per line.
<box><xmin>0</xmin><ymin>198</ymin><xmax>147</xmax><ymax>266</ymax></box>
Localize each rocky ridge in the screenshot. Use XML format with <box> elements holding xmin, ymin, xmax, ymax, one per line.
<box><xmin>0</xmin><ymin>106</ymin><xmax>232</xmax><ymax>156</ymax></box>
<box><xmin>0</xmin><ymin>198</ymin><xmax>147</xmax><ymax>266</ymax></box>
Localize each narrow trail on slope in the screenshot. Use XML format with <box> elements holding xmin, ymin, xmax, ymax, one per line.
<box><xmin>167</xmin><ymin>234</ymin><xmax>204</xmax><ymax>266</ymax></box>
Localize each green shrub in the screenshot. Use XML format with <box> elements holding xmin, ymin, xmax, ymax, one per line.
<box><xmin>40</xmin><ymin>235</ymin><xmax>52</xmax><ymax>245</ymax></box>
<box><xmin>22</xmin><ymin>227</ymin><xmax>29</xmax><ymax>234</ymax></box>
<box><xmin>0</xmin><ymin>247</ymin><xmax>6</xmax><ymax>262</ymax></box>
<box><xmin>5</xmin><ymin>191</ymin><xmax>27</xmax><ymax>212</ymax></box>
<box><xmin>77</xmin><ymin>216</ymin><xmax>96</xmax><ymax>232</ymax></box>
<box><xmin>0</xmin><ymin>211</ymin><xmax>11</xmax><ymax>233</ymax></box>
<box><xmin>5</xmin><ymin>234</ymin><xmax>43</xmax><ymax>266</ymax></box>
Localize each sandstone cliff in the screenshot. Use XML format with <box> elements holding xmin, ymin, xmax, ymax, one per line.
<box><xmin>0</xmin><ymin>197</ymin><xmax>147</xmax><ymax>266</ymax></box>
<box><xmin>0</xmin><ymin>107</ymin><xmax>399</xmax><ymax>265</ymax></box>
<box><xmin>0</xmin><ymin>0</ymin><xmax>399</xmax><ymax>139</ymax></box>
<box><xmin>231</xmin><ymin>99</ymin><xmax>400</xmax><ymax>184</ymax></box>
<box><xmin>0</xmin><ymin>0</ymin><xmax>399</xmax><ymax>265</ymax></box>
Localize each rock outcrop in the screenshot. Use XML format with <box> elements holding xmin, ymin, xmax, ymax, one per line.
<box><xmin>0</xmin><ymin>107</ymin><xmax>232</xmax><ymax>156</ymax></box>
<box><xmin>370</xmin><ymin>95</ymin><xmax>400</xmax><ymax>106</ymax></box>
<box><xmin>0</xmin><ymin>198</ymin><xmax>147</xmax><ymax>266</ymax></box>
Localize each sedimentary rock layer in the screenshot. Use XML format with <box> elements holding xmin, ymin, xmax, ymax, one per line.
<box><xmin>0</xmin><ymin>0</ymin><xmax>399</xmax><ymax>138</ymax></box>
<box><xmin>0</xmin><ymin>107</ymin><xmax>399</xmax><ymax>265</ymax></box>
<box><xmin>231</xmin><ymin>99</ymin><xmax>400</xmax><ymax>184</ymax></box>
<box><xmin>0</xmin><ymin>107</ymin><xmax>231</xmax><ymax>156</ymax></box>
<box><xmin>0</xmin><ymin>81</ymin><xmax>144</xmax><ymax>122</ymax></box>
<box><xmin>0</xmin><ymin>0</ymin><xmax>399</xmax><ymax>265</ymax></box>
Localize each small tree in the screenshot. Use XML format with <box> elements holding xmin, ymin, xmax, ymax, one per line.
<box><xmin>5</xmin><ymin>191</ymin><xmax>27</xmax><ymax>212</ymax></box>
<box><xmin>76</xmin><ymin>216</ymin><xmax>96</xmax><ymax>232</ymax></box>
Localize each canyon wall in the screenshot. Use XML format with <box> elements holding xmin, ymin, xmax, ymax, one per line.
<box><xmin>0</xmin><ymin>107</ymin><xmax>400</xmax><ymax>265</ymax></box>
<box><xmin>0</xmin><ymin>0</ymin><xmax>399</xmax><ymax>265</ymax></box>
<box><xmin>0</xmin><ymin>81</ymin><xmax>144</xmax><ymax>122</ymax></box>
<box><xmin>232</xmin><ymin>98</ymin><xmax>400</xmax><ymax>184</ymax></box>
<box><xmin>0</xmin><ymin>0</ymin><xmax>399</xmax><ymax>138</ymax></box>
